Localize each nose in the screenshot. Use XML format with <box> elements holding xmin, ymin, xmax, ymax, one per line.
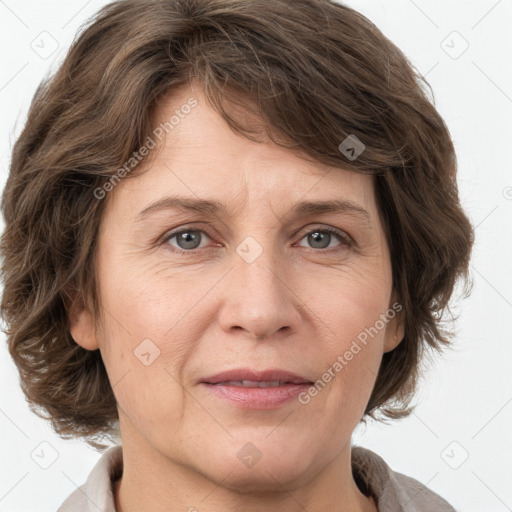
<box><xmin>217</xmin><ymin>244</ymin><xmax>302</xmax><ymax>342</ymax></box>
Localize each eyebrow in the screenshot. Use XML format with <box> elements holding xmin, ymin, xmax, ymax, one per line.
<box><xmin>134</xmin><ymin>195</ymin><xmax>372</xmax><ymax>226</ymax></box>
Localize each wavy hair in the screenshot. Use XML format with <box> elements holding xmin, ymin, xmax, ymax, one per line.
<box><xmin>0</xmin><ymin>0</ymin><xmax>474</xmax><ymax>448</ymax></box>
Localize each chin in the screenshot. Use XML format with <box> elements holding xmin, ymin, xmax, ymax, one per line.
<box><xmin>209</xmin><ymin>461</ymin><xmax>311</xmax><ymax>494</ymax></box>
<box><xmin>192</xmin><ymin>443</ymin><xmax>317</xmax><ymax>494</ymax></box>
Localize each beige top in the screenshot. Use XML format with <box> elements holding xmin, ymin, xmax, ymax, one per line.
<box><xmin>57</xmin><ymin>444</ymin><xmax>456</xmax><ymax>511</ymax></box>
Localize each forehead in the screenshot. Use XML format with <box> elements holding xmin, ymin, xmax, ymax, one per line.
<box><xmin>106</xmin><ymin>84</ymin><xmax>379</xmax><ymax>224</ymax></box>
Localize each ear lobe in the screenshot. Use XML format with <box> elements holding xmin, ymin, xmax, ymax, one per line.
<box><xmin>67</xmin><ymin>292</ymin><xmax>99</xmax><ymax>351</ymax></box>
<box><xmin>383</xmin><ymin>296</ymin><xmax>405</xmax><ymax>353</ymax></box>
<box><xmin>383</xmin><ymin>321</ymin><xmax>405</xmax><ymax>353</ymax></box>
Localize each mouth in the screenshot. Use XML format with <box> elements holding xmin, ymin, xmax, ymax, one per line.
<box><xmin>213</xmin><ymin>380</ymin><xmax>301</xmax><ymax>388</ymax></box>
<box><xmin>199</xmin><ymin>368</ymin><xmax>314</xmax><ymax>409</ymax></box>
<box><xmin>200</xmin><ymin>368</ymin><xmax>313</xmax><ymax>386</ymax></box>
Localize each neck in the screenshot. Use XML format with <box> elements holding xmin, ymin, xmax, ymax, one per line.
<box><xmin>113</xmin><ymin>415</ymin><xmax>376</xmax><ymax>512</ymax></box>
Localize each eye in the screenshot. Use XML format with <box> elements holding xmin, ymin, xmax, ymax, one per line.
<box><xmin>295</xmin><ymin>227</ymin><xmax>352</xmax><ymax>251</ymax></box>
<box><xmin>161</xmin><ymin>225</ymin><xmax>352</xmax><ymax>254</ymax></box>
<box><xmin>163</xmin><ymin>228</ymin><xmax>213</xmax><ymax>253</ymax></box>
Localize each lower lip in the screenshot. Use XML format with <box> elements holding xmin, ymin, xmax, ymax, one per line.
<box><xmin>201</xmin><ymin>383</ymin><xmax>311</xmax><ymax>409</ymax></box>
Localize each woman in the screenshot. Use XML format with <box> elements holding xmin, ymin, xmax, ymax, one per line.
<box><xmin>0</xmin><ymin>0</ymin><xmax>474</xmax><ymax>510</ymax></box>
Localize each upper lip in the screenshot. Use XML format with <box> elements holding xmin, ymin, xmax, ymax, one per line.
<box><xmin>200</xmin><ymin>368</ymin><xmax>313</xmax><ymax>384</ymax></box>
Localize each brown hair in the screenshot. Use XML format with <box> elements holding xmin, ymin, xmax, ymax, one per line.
<box><xmin>0</xmin><ymin>0</ymin><xmax>474</xmax><ymax>447</ymax></box>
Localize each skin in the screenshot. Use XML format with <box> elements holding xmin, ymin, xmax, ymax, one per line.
<box><xmin>71</xmin><ymin>82</ymin><xmax>404</xmax><ymax>512</ymax></box>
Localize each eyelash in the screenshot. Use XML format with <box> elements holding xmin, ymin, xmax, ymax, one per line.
<box><xmin>160</xmin><ymin>225</ymin><xmax>353</xmax><ymax>255</ymax></box>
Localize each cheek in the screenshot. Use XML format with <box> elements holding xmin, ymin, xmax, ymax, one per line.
<box><xmin>97</xmin><ymin>243</ymin><xmax>197</xmax><ymax>347</ymax></box>
<box><xmin>95</xmin><ymin>254</ymin><xmax>204</xmax><ymax>423</ymax></box>
<box><xmin>306</xmin><ymin>261</ymin><xmax>391</xmax><ymax>349</ymax></box>
<box><xmin>302</xmin><ymin>265</ymin><xmax>391</xmax><ymax>409</ymax></box>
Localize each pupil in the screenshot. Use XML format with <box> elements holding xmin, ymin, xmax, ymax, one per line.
<box><xmin>179</xmin><ymin>231</ymin><xmax>199</xmax><ymax>249</ymax></box>
<box><xmin>309</xmin><ymin>231</ymin><xmax>329</xmax><ymax>249</ymax></box>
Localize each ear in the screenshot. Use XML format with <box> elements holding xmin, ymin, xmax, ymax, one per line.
<box><xmin>383</xmin><ymin>293</ymin><xmax>405</xmax><ymax>353</ymax></box>
<box><xmin>66</xmin><ymin>290</ymin><xmax>99</xmax><ymax>351</ymax></box>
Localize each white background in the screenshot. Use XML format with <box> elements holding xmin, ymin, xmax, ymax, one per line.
<box><xmin>1</xmin><ymin>1</ymin><xmax>511</xmax><ymax>511</ymax></box>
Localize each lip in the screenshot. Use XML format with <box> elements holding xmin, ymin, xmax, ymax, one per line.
<box><xmin>199</xmin><ymin>368</ymin><xmax>313</xmax><ymax>409</ymax></box>
<box><xmin>200</xmin><ymin>368</ymin><xmax>312</xmax><ymax>385</ymax></box>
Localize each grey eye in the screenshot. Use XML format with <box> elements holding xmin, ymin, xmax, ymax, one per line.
<box><xmin>167</xmin><ymin>230</ymin><xmax>209</xmax><ymax>251</ymax></box>
<box><xmin>306</xmin><ymin>231</ymin><xmax>333</xmax><ymax>249</ymax></box>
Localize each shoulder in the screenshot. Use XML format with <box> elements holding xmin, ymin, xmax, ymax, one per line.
<box><xmin>57</xmin><ymin>445</ymin><xmax>123</xmax><ymax>512</ymax></box>
<box><xmin>351</xmin><ymin>445</ymin><xmax>456</xmax><ymax>511</ymax></box>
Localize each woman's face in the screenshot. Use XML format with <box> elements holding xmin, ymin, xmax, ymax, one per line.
<box><xmin>72</xmin><ymin>83</ymin><xmax>403</xmax><ymax>492</ymax></box>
